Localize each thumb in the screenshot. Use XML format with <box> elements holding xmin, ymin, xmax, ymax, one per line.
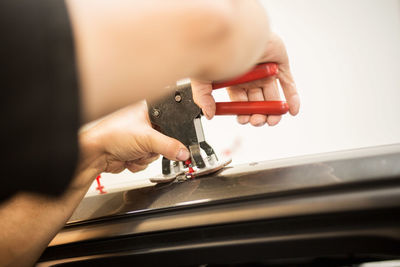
<box><xmin>147</xmin><ymin>128</ymin><xmax>190</xmax><ymax>161</ymax></box>
<box><xmin>191</xmin><ymin>80</ymin><xmax>216</xmax><ymax>120</ymax></box>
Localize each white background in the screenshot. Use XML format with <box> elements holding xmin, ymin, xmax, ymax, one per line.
<box><xmin>88</xmin><ymin>0</ymin><xmax>400</xmax><ymax>195</ymax></box>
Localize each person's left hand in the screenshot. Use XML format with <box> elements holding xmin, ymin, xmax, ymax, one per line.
<box><xmin>192</xmin><ymin>33</ymin><xmax>300</xmax><ymax>127</ymax></box>
<box><xmin>77</xmin><ymin>101</ymin><xmax>190</xmax><ymax>187</ymax></box>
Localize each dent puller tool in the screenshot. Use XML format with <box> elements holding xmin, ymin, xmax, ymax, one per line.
<box><xmin>148</xmin><ymin>63</ymin><xmax>288</xmax><ymax>183</ymax></box>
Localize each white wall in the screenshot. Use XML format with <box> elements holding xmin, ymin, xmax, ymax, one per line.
<box><xmin>90</xmin><ymin>0</ymin><xmax>400</xmax><ymax>194</ymax></box>
<box><xmin>206</xmin><ymin>0</ymin><xmax>400</xmax><ymax>164</ymax></box>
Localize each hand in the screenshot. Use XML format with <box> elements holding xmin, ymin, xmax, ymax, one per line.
<box><xmin>192</xmin><ymin>33</ymin><xmax>300</xmax><ymax>127</ymax></box>
<box><xmin>0</xmin><ymin>101</ymin><xmax>191</xmax><ymax>267</ymax></box>
<box><xmin>77</xmin><ymin>102</ymin><xmax>190</xmax><ymax>187</ymax></box>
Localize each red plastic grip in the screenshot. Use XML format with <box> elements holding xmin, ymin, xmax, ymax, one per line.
<box><xmin>212</xmin><ymin>62</ymin><xmax>278</xmax><ymax>90</ymax></box>
<box><xmin>215</xmin><ymin>101</ymin><xmax>289</xmax><ymax>115</ymax></box>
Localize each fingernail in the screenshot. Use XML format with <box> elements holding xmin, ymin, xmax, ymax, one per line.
<box><xmin>289</xmin><ymin>94</ymin><xmax>300</xmax><ymax>115</ymax></box>
<box><xmin>237</xmin><ymin>116</ymin><xmax>250</xmax><ymax>125</ymax></box>
<box><xmin>177</xmin><ymin>148</ymin><xmax>190</xmax><ymax>161</ymax></box>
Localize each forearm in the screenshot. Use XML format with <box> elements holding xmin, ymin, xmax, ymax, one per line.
<box><xmin>0</xmin><ymin>130</ymin><xmax>103</xmax><ymax>267</ymax></box>
<box><xmin>0</xmin><ymin>173</ymin><xmax>93</xmax><ymax>266</ymax></box>
<box><xmin>66</xmin><ymin>0</ymin><xmax>271</xmax><ymax>122</ymax></box>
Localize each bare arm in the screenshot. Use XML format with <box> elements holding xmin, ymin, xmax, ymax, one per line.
<box><xmin>66</xmin><ymin>0</ymin><xmax>271</xmax><ymax>122</ymax></box>
<box><xmin>0</xmin><ymin>103</ymin><xmax>190</xmax><ymax>266</ymax></box>
<box><xmin>0</xmin><ymin>163</ymin><xmax>97</xmax><ymax>266</ymax></box>
<box><xmin>0</xmin><ymin>120</ymin><xmax>105</xmax><ymax>267</ymax></box>
<box><xmin>0</xmin><ymin>171</ymin><xmax>95</xmax><ymax>267</ymax></box>
<box><xmin>0</xmin><ymin>1</ymin><xmax>274</xmax><ymax>264</ymax></box>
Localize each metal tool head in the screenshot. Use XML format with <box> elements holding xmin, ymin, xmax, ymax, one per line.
<box><xmin>148</xmin><ymin>83</ymin><xmax>202</xmax><ymax>149</ymax></box>
<box><xmin>150</xmin><ymin>157</ymin><xmax>232</xmax><ymax>184</ymax></box>
<box><xmin>148</xmin><ymin>82</ymin><xmax>229</xmax><ymax>183</ymax></box>
<box><xmin>147</xmin><ymin>63</ymin><xmax>288</xmax><ymax>183</ymax></box>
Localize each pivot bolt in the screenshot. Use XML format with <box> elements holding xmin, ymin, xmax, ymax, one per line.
<box><xmin>174</xmin><ymin>93</ymin><xmax>182</xmax><ymax>103</ymax></box>
<box><xmin>152</xmin><ymin>108</ymin><xmax>161</xmax><ymax>118</ymax></box>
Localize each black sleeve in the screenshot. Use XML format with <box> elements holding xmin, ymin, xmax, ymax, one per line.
<box><xmin>0</xmin><ymin>0</ymin><xmax>80</xmax><ymax>201</ymax></box>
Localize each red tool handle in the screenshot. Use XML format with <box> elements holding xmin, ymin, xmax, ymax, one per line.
<box><xmin>211</xmin><ymin>63</ymin><xmax>288</xmax><ymax>115</ymax></box>
<box><xmin>216</xmin><ymin>101</ymin><xmax>289</xmax><ymax>115</ymax></box>
<box><xmin>212</xmin><ymin>62</ymin><xmax>278</xmax><ymax>89</ymax></box>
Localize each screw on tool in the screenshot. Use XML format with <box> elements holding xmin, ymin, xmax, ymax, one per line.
<box><xmin>152</xmin><ymin>108</ymin><xmax>161</xmax><ymax>118</ymax></box>
<box><xmin>174</xmin><ymin>92</ymin><xmax>182</xmax><ymax>102</ymax></box>
<box><xmin>185</xmin><ymin>159</ymin><xmax>195</xmax><ymax>178</ymax></box>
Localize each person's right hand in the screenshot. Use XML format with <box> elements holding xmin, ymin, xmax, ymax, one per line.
<box><xmin>76</xmin><ymin>101</ymin><xmax>190</xmax><ymax>189</ymax></box>
<box><xmin>192</xmin><ymin>33</ymin><xmax>300</xmax><ymax>127</ymax></box>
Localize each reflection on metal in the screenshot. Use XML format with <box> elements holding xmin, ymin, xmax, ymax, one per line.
<box><xmin>66</xmin><ymin>144</ymin><xmax>400</xmax><ymax>226</ymax></box>
<box><xmin>360</xmin><ymin>260</ymin><xmax>400</xmax><ymax>267</ymax></box>
<box><xmin>193</xmin><ymin>117</ymin><xmax>205</xmax><ymax>142</ymax></box>
<box><xmin>51</xmin><ymin>182</ymin><xmax>400</xmax><ymax>247</ymax></box>
<box><xmin>175</xmin><ymin>198</ymin><xmax>211</xmax><ymax>206</ymax></box>
<box><xmin>46</xmin><ymin>144</ymin><xmax>400</xmax><ymax>249</ymax></box>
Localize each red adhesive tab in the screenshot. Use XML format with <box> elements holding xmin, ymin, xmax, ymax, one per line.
<box><xmin>215</xmin><ymin>101</ymin><xmax>289</xmax><ymax>115</ymax></box>
<box><xmin>95</xmin><ymin>175</ymin><xmax>107</xmax><ymax>194</ymax></box>
<box><xmin>185</xmin><ymin>159</ymin><xmax>195</xmax><ymax>174</ymax></box>
<box><xmin>212</xmin><ymin>63</ymin><xmax>278</xmax><ymax>89</ymax></box>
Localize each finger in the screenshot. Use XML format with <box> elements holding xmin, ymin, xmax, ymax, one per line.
<box><xmin>147</xmin><ymin>128</ymin><xmax>190</xmax><ymax>161</ymax></box>
<box><xmin>247</xmin><ymin>87</ymin><xmax>267</xmax><ymax>127</ymax></box>
<box><xmin>191</xmin><ymin>80</ymin><xmax>215</xmax><ymax>120</ymax></box>
<box><xmin>278</xmin><ymin>64</ymin><xmax>300</xmax><ymax>116</ymax></box>
<box><xmin>227</xmin><ymin>86</ymin><xmax>250</xmax><ymax>124</ymax></box>
<box><xmin>130</xmin><ymin>153</ymin><xmax>160</xmax><ymax>165</ymax></box>
<box><xmin>126</xmin><ymin>162</ymin><xmax>148</xmax><ymax>173</ymax></box>
<box><xmin>262</xmin><ymin>78</ymin><xmax>282</xmax><ymax>126</ymax></box>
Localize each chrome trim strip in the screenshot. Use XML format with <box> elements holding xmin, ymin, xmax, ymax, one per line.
<box><xmin>49</xmin><ymin>185</ymin><xmax>400</xmax><ymax>247</ymax></box>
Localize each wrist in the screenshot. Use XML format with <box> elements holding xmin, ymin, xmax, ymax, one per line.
<box><xmin>70</xmin><ymin>124</ymin><xmax>107</xmax><ymax>190</ymax></box>
<box><xmin>79</xmin><ymin>124</ymin><xmax>107</xmax><ymax>172</ymax></box>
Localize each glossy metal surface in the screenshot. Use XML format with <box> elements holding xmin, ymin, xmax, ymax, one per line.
<box><xmin>68</xmin><ymin>144</ymin><xmax>400</xmax><ymax>224</ymax></box>
<box><xmin>47</xmin><ymin>144</ymin><xmax>400</xmax><ymax>249</ymax></box>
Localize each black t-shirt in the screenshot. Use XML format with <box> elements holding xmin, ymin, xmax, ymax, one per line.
<box><xmin>0</xmin><ymin>0</ymin><xmax>79</xmax><ymax>201</ymax></box>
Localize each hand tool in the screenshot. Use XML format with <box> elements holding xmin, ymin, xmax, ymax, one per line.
<box><xmin>147</xmin><ymin>63</ymin><xmax>288</xmax><ymax>183</ymax></box>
